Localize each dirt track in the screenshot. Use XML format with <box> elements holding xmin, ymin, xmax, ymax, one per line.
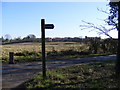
<box><xmin>2</xmin><ymin>55</ymin><xmax>116</xmax><ymax>89</ymax></box>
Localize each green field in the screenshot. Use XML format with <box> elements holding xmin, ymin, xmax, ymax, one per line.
<box><xmin>25</xmin><ymin>61</ymin><xmax>119</xmax><ymax>89</ymax></box>
<box><xmin>1</xmin><ymin>42</ymin><xmax>88</xmax><ymax>63</ymax></box>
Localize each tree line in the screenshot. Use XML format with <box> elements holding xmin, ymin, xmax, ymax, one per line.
<box><xmin>0</xmin><ymin>34</ymin><xmax>118</xmax><ymax>54</ymax></box>
<box><xmin>0</xmin><ymin>34</ymin><xmax>101</xmax><ymax>44</ymax></box>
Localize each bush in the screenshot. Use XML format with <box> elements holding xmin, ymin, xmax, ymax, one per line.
<box><xmin>14</xmin><ymin>52</ymin><xmax>25</xmax><ymax>56</ymax></box>
<box><xmin>47</xmin><ymin>51</ymin><xmax>60</xmax><ymax>56</ymax></box>
<box><xmin>60</xmin><ymin>50</ymin><xmax>79</xmax><ymax>55</ymax></box>
<box><xmin>15</xmin><ymin>51</ymin><xmax>41</xmax><ymax>56</ymax></box>
<box><xmin>79</xmin><ymin>51</ymin><xmax>90</xmax><ymax>55</ymax></box>
<box><xmin>47</xmin><ymin>50</ymin><xmax>90</xmax><ymax>57</ymax></box>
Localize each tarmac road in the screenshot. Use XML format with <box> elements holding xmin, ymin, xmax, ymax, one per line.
<box><xmin>2</xmin><ymin>55</ymin><xmax>116</xmax><ymax>89</ymax></box>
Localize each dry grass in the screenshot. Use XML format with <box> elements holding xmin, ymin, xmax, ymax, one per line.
<box><xmin>1</xmin><ymin>42</ymin><xmax>88</xmax><ymax>62</ymax></box>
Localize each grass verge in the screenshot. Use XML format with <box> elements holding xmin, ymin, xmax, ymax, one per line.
<box><xmin>2</xmin><ymin>49</ymin><xmax>113</xmax><ymax>64</ymax></box>
<box><xmin>24</xmin><ymin>60</ymin><xmax>120</xmax><ymax>89</ymax></box>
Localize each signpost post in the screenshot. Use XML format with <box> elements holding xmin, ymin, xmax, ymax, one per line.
<box><xmin>41</xmin><ymin>19</ymin><xmax>54</xmax><ymax>79</ymax></box>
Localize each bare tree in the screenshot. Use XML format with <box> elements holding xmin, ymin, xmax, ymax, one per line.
<box><xmin>80</xmin><ymin>20</ymin><xmax>116</xmax><ymax>38</ymax></box>
<box><xmin>80</xmin><ymin>1</ymin><xmax>120</xmax><ymax>78</ymax></box>
<box><xmin>79</xmin><ymin>2</ymin><xmax>118</xmax><ymax>38</ymax></box>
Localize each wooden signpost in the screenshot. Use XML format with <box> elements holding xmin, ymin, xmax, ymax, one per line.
<box><xmin>41</xmin><ymin>19</ymin><xmax>54</xmax><ymax>79</ymax></box>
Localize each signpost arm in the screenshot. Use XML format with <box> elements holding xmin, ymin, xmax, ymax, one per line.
<box><xmin>41</xmin><ymin>19</ymin><xmax>46</xmax><ymax>79</ymax></box>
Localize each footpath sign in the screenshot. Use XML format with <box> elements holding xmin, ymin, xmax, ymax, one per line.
<box><xmin>41</xmin><ymin>19</ymin><xmax>54</xmax><ymax>79</ymax></box>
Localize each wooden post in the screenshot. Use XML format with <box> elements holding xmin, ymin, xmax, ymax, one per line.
<box><xmin>41</xmin><ymin>19</ymin><xmax>54</xmax><ymax>79</ymax></box>
<box><xmin>9</xmin><ymin>52</ymin><xmax>14</xmax><ymax>64</ymax></box>
<box><xmin>41</xmin><ymin>19</ymin><xmax>46</xmax><ymax>79</ymax></box>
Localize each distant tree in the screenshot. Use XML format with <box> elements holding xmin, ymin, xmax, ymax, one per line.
<box><xmin>1</xmin><ymin>36</ymin><xmax>4</xmax><ymax>41</ymax></box>
<box><xmin>22</xmin><ymin>34</ymin><xmax>36</xmax><ymax>42</ymax></box>
<box><xmin>15</xmin><ymin>36</ymin><xmax>21</xmax><ymax>41</ymax></box>
<box><xmin>27</xmin><ymin>34</ymin><xmax>36</xmax><ymax>39</ymax></box>
<box><xmin>4</xmin><ymin>34</ymin><xmax>12</xmax><ymax>42</ymax></box>
<box><xmin>12</xmin><ymin>36</ymin><xmax>22</xmax><ymax>43</ymax></box>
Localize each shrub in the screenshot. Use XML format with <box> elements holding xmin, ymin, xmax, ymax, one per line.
<box><xmin>47</xmin><ymin>51</ymin><xmax>59</xmax><ymax>56</ymax></box>
<box><xmin>60</xmin><ymin>50</ymin><xmax>79</xmax><ymax>55</ymax></box>
<box><xmin>14</xmin><ymin>52</ymin><xmax>25</xmax><ymax>56</ymax></box>
<box><xmin>47</xmin><ymin>50</ymin><xmax>90</xmax><ymax>57</ymax></box>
